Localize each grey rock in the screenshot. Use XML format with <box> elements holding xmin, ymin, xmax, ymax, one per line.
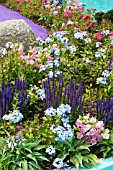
<box><xmin>0</xmin><ymin>19</ymin><xmax>35</xmax><ymax>51</ymax></box>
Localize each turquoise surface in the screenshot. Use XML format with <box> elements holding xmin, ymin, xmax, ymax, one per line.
<box><xmin>79</xmin><ymin>0</ymin><xmax>113</xmax><ymax>12</ymax></box>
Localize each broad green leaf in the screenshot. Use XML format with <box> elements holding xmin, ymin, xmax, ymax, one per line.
<box><xmin>25</xmin><ymin>143</ymin><xmax>38</xmax><ymax>148</ymax></box>
<box><xmin>29</xmin><ymin>161</ymin><xmax>42</xmax><ymax>170</ymax></box>
<box><xmin>22</xmin><ymin>159</ymin><xmax>28</xmax><ymax>170</ymax></box>
<box><xmin>58</xmin><ymin>150</ymin><xmax>69</xmax><ymax>160</ymax></box>
<box><xmin>26</xmin><ymin>154</ymin><xmax>37</xmax><ymax>163</ymax></box>
<box><xmin>28</xmin><ymin>164</ymin><xmax>34</xmax><ymax>170</ymax></box>
<box><xmin>83</xmin><ymin>156</ymin><xmax>88</xmax><ymax>163</ymax></box>
<box><xmin>75</xmin><ymin>154</ymin><xmax>83</xmax><ymax>167</ymax></box>
<box><xmin>37</xmin><ymin>155</ymin><xmax>49</xmax><ymax>162</ymax></box>
<box><xmin>83</xmin><ymin>161</ymin><xmax>93</xmax><ymax>169</ymax></box>
<box><xmin>87</xmin><ymin>154</ymin><xmax>98</xmax><ymax>166</ymax></box>
<box><xmin>75</xmin><ymin>145</ymin><xmax>90</xmax><ymax>152</ymax></box>
<box><xmin>24</xmin><ymin>148</ymin><xmax>32</xmax><ymax>153</ymax></box>
<box><xmin>34</xmin><ymin>145</ymin><xmax>47</xmax><ymax>150</ymax></box>
<box><xmin>70</xmin><ymin>156</ymin><xmax>79</xmax><ymax>170</ymax></box>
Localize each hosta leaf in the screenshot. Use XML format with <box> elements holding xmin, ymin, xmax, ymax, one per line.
<box><xmin>70</xmin><ymin>156</ymin><xmax>79</xmax><ymax>170</ymax></box>
<box><xmin>83</xmin><ymin>156</ymin><xmax>88</xmax><ymax>163</ymax></box>
<box><xmin>75</xmin><ymin>145</ymin><xmax>90</xmax><ymax>152</ymax></box>
<box><xmin>31</xmin><ymin>152</ymin><xmax>42</xmax><ymax>156</ymax></box>
<box><xmin>29</xmin><ymin>161</ymin><xmax>43</xmax><ymax>170</ymax></box>
<box><xmin>25</xmin><ymin>143</ymin><xmax>38</xmax><ymax>148</ymax></box>
<box><xmin>83</xmin><ymin>161</ymin><xmax>93</xmax><ymax>169</ymax></box>
<box><xmin>28</xmin><ymin>164</ymin><xmax>34</xmax><ymax>170</ymax></box>
<box><xmin>34</xmin><ymin>145</ymin><xmax>47</xmax><ymax>150</ymax></box>
<box><xmin>87</xmin><ymin>154</ymin><xmax>98</xmax><ymax>166</ymax></box>
<box><xmin>58</xmin><ymin>150</ymin><xmax>69</xmax><ymax>160</ymax></box>
<box><xmin>24</xmin><ymin>148</ymin><xmax>32</xmax><ymax>153</ymax></box>
<box><xmin>75</xmin><ymin>154</ymin><xmax>83</xmax><ymax>167</ymax></box>
<box><xmin>37</xmin><ymin>155</ymin><xmax>49</xmax><ymax>162</ymax></box>
<box><xmin>26</xmin><ymin>154</ymin><xmax>37</xmax><ymax>163</ymax></box>
<box><xmin>22</xmin><ymin>159</ymin><xmax>28</xmax><ymax>170</ymax></box>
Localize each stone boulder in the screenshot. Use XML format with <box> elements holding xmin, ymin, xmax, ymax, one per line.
<box><xmin>0</xmin><ymin>19</ymin><xmax>35</xmax><ymax>51</ymax></box>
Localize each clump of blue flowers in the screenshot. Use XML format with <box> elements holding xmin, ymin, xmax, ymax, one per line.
<box><xmin>2</xmin><ymin>110</ymin><xmax>23</xmax><ymax>123</ymax></box>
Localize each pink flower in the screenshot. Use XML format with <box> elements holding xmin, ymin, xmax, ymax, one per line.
<box><xmin>29</xmin><ymin>60</ymin><xmax>35</xmax><ymax>65</ymax></box>
<box><xmin>77</xmin><ymin>132</ymin><xmax>83</xmax><ymax>139</ymax></box>
<box><xmin>91</xmin><ymin>139</ymin><xmax>97</xmax><ymax>145</ymax></box>
<box><xmin>93</xmin><ymin>35</ymin><xmax>97</xmax><ymax>40</ymax></box>
<box><xmin>84</xmin><ymin>114</ymin><xmax>89</xmax><ymax>120</ymax></box>
<box><xmin>95</xmin><ymin>121</ymin><xmax>104</xmax><ymax>129</ymax></box>
<box><xmin>102</xmin><ymin>133</ymin><xmax>109</xmax><ymax>139</ymax></box>
<box><xmin>97</xmin><ymin>35</ymin><xmax>103</xmax><ymax>41</ymax></box>
<box><xmin>34</xmin><ymin>62</ymin><xmax>38</xmax><ymax>67</ymax></box>
<box><xmin>30</xmin><ymin>11</ymin><xmax>33</xmax><ymax>15</ymax></box>
<box><xmin>53</xmin><ymin>44</ymin><xmax>58</xmax><ymax>48</ymax></box>
<box><xmin>90</xmin><ymin>117</ymin><xmax>96</xmax><ymax>123</ymax></box>
<box><xmin>43</xmin><ymin>48</ymin><xmax>48</xmax><ymax>52</ymax></box>
<box><xmin>89</xmin><ymin>128</ymin><xmax>96</xmax><ymax>135</ymax></box>
<box><xmin>18</xmin><ymin>44</ymin><xmax>24</xmax><ymax>53</ymax></box>
<box><xmin>24</xmin><ymin>65</ymin><xmax>28</xmax><ymax>69</ymax></box>
<box><xmin>76</xmin><ymin>119</ymin><xmax>83</xmax><ymax>127</ymax></box>
<box><xmin>5</xmin><ymin>3</ymin><xmax>10</xmax><ymax>7</ymax></box>
<box><xmin>82</xmin><ymin>124</ymin><xmax>91</xmax><ymax>133</ymax></box>
<box><xmin>82</xmin><ymin>23</ymin><xmax>88</xmax><ymax>27</ymax></box>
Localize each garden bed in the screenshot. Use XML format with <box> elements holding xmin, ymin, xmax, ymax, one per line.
<box><xmin>0</xmin><ymin>0</ymin><xmax>113</xmax><ymax>170</ymax></box>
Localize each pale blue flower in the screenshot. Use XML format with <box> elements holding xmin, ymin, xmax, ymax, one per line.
<box><xmin>68</xmin><ymin>45</ymin><xmax>76</xmax><ymax>53</ymax></box>
<box><xmin>101</xmin><ymin>30</ymin><xmax>110</xmax><ymax>35</ymax></box>
<box><xmin>39</xmin><ymin>65</ymin><xmax>48</xmax><ymax>73</ymax></box>
<box><xmin>54</xmin><ymin>48</ymin><xmax>60</xmax><ymax>56</ymax></box>
<box><xmin>46</xmin><ymin>146</ymin><xmax>56</xmax><ymax>155</ymax></box>
<box><xmin>2</xmin><ymin>110</ymin><xmax>23</xmax><ymax>123</ymax></box>
<box><xmin>102</xmin><ymin>70</ymin><xmax>110</xmax><ymax>77</ymax></box>
<box><xmin>96</xmin><ymin>77</ymin><xmax>107</xmax><ymax>84</ymax></box>
<box><xmin>45</xmin><ymin>37</ymin><xmax>53</xmax><ymax>43</ymax></box>
<box><xmin>36</xmin><ymin>89</ymin><xmax>45</xmax><ymax>100</ymax></box>
<box><xmin>96</xmin><ymin>42</ymin><xmax>102</xmax><ymax>48</ymax></box>
<box><xmin>95</xmin><ymin>52</ymin><xmax>102</xmax><ymax>58</ymax></box>
<box><xmin>61</xmin><ymin>37</ymin><xmax>69</xmax><ymax>47</ymax></box>
<box><xmin>84</xmin><ymin>38</ymin><xmax>91</xmax><ymax>44</ymax></box>
<box><xmin>44</xmin><ymin>107</ymin><xmax>57</xmax><ymax>117</ymax></box>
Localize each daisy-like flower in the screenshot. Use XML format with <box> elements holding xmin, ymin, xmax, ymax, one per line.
<box><xmin>53</xmin><ymin>158</ymin><xmax>64</xmax><ymax>169</ymax></box>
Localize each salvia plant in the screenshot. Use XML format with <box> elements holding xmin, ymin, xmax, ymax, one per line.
<box><xmin>0</xmin><ymin>78</ymin><xmax>30</xmax><ymax>118</ymax></box>
<box><xmin>96</xmin><ymin>98</ymin><xmax>113</xmax><ymax>124</ymax></box>
<box><xmin>42</xmin><ymin>74</ymin><xmax>84</xmax><ymax>114</ymax></box>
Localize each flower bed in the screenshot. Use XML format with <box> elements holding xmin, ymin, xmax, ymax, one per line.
<box><xmin>0</xmin><ymin>0</ymin><xmax>113</xmax><ymax>170</ymax></box>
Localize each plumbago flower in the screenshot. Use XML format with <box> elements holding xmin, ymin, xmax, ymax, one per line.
<box><xmin>74</xmin><ymin>114</ymin><xmax>110</xmax><ymax>145</ymax></box>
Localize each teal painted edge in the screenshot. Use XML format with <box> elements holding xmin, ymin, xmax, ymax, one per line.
<box><xmin>67</xmin><ymin>157</ymin><xmax>113</xmax><ymax>170</ymax></box>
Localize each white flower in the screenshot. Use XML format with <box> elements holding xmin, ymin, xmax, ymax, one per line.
<box><xmin>53</xmin><ymin>158</ymin><xmax>64</xmax><ymax>168</ymax></box>
<box><xmin>102</xmin><ymin>70</ymin><xmax>110</xmax><ymax>77</ymax></box>
<box><xmin>83</xmin><ymin>57</ymin><xmax>90</xmax><ymax>63</ymax></box>
<box><xmin>46</xmin><ymin>146</ymin><xmax>56</xmax><ymax>155</ymax></box>
<box><xmin>96</xmin><ymin>77</ymin><xmax>107</xmax><ymax>85</ymax></box>
<box><xmin>95</xmin><ymin>52</ymin><xmax>102</xmax><ymax>58</ymax></box>
<box><xmin>84</xmin><ymin>38</ymin><xmax>91</xmax><ymax>44</ymax></box>
<box><xmin>6</xmin><ymin>137</ymin><xmax>17</xmax><ymax>150</ymax></box>
<box><xmin>36</xmin><ymin>89</ymin><xmax>45</xmax><ymax>100</ymax></box>
<box><xmin>96</xmin><ymin>42</ymin><xmax>102</xmax><ymax>48</ymax></box>
<box><xmin>6</xmin><ymin>42</ymin><xmax>14</xmax><ymax>49</ymax></box>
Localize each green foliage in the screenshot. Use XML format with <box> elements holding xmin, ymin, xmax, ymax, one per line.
<box><xmin>0</xmin><ymin>136</ymin><xmax>48</xmax><ymax>170</ymax></box>
<box><xmin>55</xmin><ymin>136</ymin><xmax>99</xmax><ymax>170</ymax></box>
<box><xmin>94</xmin><ymin>12</ymin><xmax>104</xmax><ymax>22</ymax></box>
<box><xmin>95</xmin><ymin>130</ymin><xmax>113</xmax><ymax>158</ymax></box>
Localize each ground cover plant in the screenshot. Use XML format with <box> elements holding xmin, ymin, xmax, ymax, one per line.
<box><xmin>1</xmin><ymin>0</ymin><xmax>113</xmax><ymax>169</ymax></box>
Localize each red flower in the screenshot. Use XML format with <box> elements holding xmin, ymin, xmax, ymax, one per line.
<box><xmin>30</xmin><ymin>11</ymin><xmax>33</xmax><ymax>15</ymax></box>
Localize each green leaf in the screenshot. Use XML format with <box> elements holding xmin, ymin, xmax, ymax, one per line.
<box><xmin>22</xmin><ymin>159</ymin><xmax>28</xmax><ymax>170</ymax></box>
<box><xmin>58</xmin><ymin>150</ymin><xmax>69</xmax><ymax>160</ymax></box>
<box><xmin>83</xmin><ymin>161</ymin><xmax>93</xmax><ymax>169</ymax></box>
<box><xmin>87</xmin><ymin>154</ymin><xmax>98</xmax><ymax>166</ymax></box>
<box><xmin>75</xmin><ymin>145</ymin><xmax>90</xmax><ymax>152</ymax></box>
<box><xmin>34</xmin><ymin>145</ymin><xmax>47</xmax><ymax>150</ymax></box>
<box><xmin>28</xmin><ymin>164</ymin><xmax>34</xmax><ymax>170</ymax></box>
<box><xmin>26</xmin><ymin>154</ymin><xmax>37</xmax><ymax>163</ymax></box>
<box><xmin>70</xmin><ymin>156</ymin><xmax>79</xmax><ymax>170</ymax></box>
<box><xmin>24</xmin><ymin>148</ymin><xmax>32</xmax><ymax>153</ymax></box>
<box><xmin>29</xmin><ymin>161</ymin><xmax>42</xmax><ymax>170</ymax></box>
<box><xmin>75</xmin><ymin>154</ymin><xmax>83</xmax><ymax>167</ymax></box>
<box><xmin>37</xmin><ymin>155</ymin><xmax>49</xmax><ymax>162</ymax></box>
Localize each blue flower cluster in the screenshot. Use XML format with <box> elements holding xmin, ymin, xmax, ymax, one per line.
<box><xmin>2</xmin><ymin>110</ymin><xmax>23</xmax><ymax>123</ymax></box>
